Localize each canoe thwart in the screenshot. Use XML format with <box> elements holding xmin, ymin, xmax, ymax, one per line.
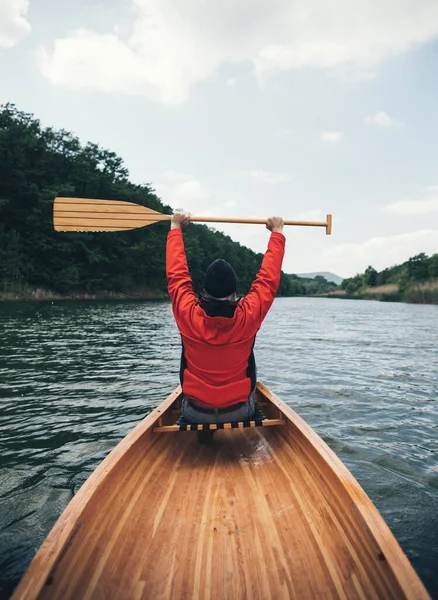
<box><xmin>153</xmin><ymin>401</ymin><xmax>285</xmax><ymax>433</ymax></box>
<box><xmin>153</xmin><ymin>418</ymin><xmax>285</xmax><ymax>433</ymax></box>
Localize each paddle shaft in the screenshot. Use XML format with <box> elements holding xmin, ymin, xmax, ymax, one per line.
<box><xmin>145</xmin><ymin>213</ymin><xmax>333</xmax><ymax>232</ymax></box>
<box><xmin>186</xmin><ymin>214</ymin><xmax>332</xmax><ymax>234</ymax></box>
<box><xmin>194</xmin><ymin>215</ymin><xmax>329</xmax><ymax>226</ymax></box>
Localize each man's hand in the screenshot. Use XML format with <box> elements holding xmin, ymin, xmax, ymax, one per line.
<box><xmin>266</xmin><ymin>217</ymin><xmax>284</xmax><ymax>234</ymax></box>
<box><xmin>171</xmin><ymin>211</ymin><xmax>190</xmax><ymax>230</ymax></box>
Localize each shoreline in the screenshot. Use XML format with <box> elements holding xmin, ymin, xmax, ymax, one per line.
<box><xmin>1</xmin><ymin>288</ymin><xmax>437</xmax><ymax>305</ymax></box>
<box><xmin>324</xmin><ymin>293</ymin><xmax>437</xmax><ymax>305</ymax></box>
<box><xmin>0</xmin><ymin>288</ymin><xmax>168</xmax><ymax>302</ymax></box>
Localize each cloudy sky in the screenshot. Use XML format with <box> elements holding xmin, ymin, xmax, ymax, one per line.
<box><xmin>1</xmin><ymin>0</ymin><xmax>438</xmax><ymax>277</ymax></box>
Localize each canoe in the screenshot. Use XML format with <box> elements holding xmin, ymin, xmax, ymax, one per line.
<box><xmin>12</xmin><ymin>382</ymin><xmax>429</xmax><ymax>600</ymax></box>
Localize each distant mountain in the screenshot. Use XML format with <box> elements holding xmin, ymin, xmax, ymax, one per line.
<box><xmin>296</xmin><ymin>271</ymin><xmax>344</xmax><ymax>285</ymax></box>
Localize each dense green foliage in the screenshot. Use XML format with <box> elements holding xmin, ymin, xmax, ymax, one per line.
<box><xmin>1</xmin><ymin>104</ymin><xmax>306</xmax><ymax>298</ymax></box>
<box><xmin>287</xmin><ymin>274</ymin><xmax>338</xmax><ymax>296</ymax></box>
<box><xmin>341</xmin><ymin>254</ymin><xmax>438</xmax><ymax>303</ymax></box>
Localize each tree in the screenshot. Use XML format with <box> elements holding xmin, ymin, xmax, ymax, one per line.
<box><xmin>314</xmin><ymin>275</ymin><xmax>328</xmax><ymax>286</ymax></box>
<box><xmin>407</xmin><ymin>253</ymin><xmax>429</xmax><ymax>282</ymax></box>
<box><xmin>364</xmin><ymin>266</ymin><xmax>378</xmax><ymax>287</ymax></box>
<box><xmin>428</xmin><ymin>254</ymin><xmax>438</xmax><ymax>278</ymax></box>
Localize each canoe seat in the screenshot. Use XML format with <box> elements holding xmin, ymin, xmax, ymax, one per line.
<box><xmin>153</xmin><ymin>403</ymin><xmax>285</xmax><ymax>433</ymax></box>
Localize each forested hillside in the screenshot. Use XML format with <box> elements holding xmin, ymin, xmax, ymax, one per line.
<box><xmin>1</xmin><ymin>104</ymin><xmax>302</xmax><ymax>299</ymax></box>
<box><xmin>340</xmin><ymin>255</ymin><xmax>438</xmax><ymax>303</ymax></box>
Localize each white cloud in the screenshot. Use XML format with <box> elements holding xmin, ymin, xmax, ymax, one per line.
<box><xmin>0</xmin><ymin>0</ymin><xmax>31</xmax><ymax>48</ymax></box>
<box><xmin>38</xmin><ymin>0</ymin><xmax>438</xmax><ymax>103</ymax></box>
<box><xmin>321</xmin><ymin>131</ymin><xmax>344</xmax><ymax>142</ymax></box>
<box><xmin>153</xmin><ymin>170</ymin><xmax>211</xmax><ymax>212</ymax></box>
<box><xmin>383</xmin><ymin>186</ymin><xmax>438</xmax><ymax>215</ymax></box>
<box><xmin>364</xmin><ymin>111</ymin><xmax>405</xmax><ymax>128</ymax></box>
<box><xmin>323</xmin><ymin>230</ymin><xmax>438</xmax><ymax>276</ymax></box>
<box><xmin>240</xmin><ymin>170</ymin><xmax>292</xmax><ymax>184</ymax></box>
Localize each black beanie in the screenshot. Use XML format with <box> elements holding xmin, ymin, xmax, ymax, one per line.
<box><xmin>204</xmin><ymin>259</ymin><xmax>237</xmax><ymax>298</ymax></box>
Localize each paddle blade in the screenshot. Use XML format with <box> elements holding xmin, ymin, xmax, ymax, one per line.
<box><xmin>53</xmin><ymin>197</ymin><xmax>170</xmax><ymax>232</ymax></box>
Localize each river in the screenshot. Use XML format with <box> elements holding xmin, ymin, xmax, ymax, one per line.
<box><xmin>0</xmin><ymin>297</ymin><xmax>437</xmax><ymax>598</ymax></box>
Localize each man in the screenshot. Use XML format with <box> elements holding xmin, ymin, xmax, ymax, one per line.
<box><xmin>166</xmin><ymin>211</ymin><xmax>285</xmax><ymax>434</ymax></box>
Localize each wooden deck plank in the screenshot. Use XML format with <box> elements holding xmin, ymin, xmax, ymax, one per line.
<box><xmin>37</xmin><ymin>427</ymin><xmax>407</xmax><ymax>599</ymax></box>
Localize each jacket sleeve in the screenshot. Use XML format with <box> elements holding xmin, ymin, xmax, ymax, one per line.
<box><xmin>166</xmin><ymin>229</ymin><xmax>197</xmax><ymax>323</ymax></box>
<box><xmin>241</xmin><ymin>231</ymin><xmax>285</xmax><ymax>325</ymax></box>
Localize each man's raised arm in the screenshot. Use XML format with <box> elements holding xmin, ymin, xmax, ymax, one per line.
<box><xmin>242</xmin><ymin>217</ymin><xmax>286</xmax><ymax>321</ymax></box>
<box><xmin>166</xmin><ymin>212</ymin><xmax>195</xmax><ymax>313</ymax></box>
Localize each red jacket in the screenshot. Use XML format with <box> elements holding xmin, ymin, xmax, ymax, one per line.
<box><xmin>166</xmin><ymin>229</ymin><xmax>285</xmax><ymax>407</ymax></box>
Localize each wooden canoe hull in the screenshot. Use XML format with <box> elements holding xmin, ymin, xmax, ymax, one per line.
<box><xmin>12</xmin><ymin>383</ymin><xmax>429</xmax><ymax>600</ymax></box>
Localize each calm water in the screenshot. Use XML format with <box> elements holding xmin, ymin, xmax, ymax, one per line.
<box><xmin>0</xmin><ymin>297</ymin><xmax>437</xmax><ymax>598</ymax></box>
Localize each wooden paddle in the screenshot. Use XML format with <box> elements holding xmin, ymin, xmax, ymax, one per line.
<box><xmin>53</xmin><ymin>197</ymin><xmax>332</xmax><ymax>234</ymax></box>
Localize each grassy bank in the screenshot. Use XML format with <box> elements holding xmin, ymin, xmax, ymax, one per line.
<box><xmin>2</xmin><ymin>282</ymin><xmax>437</xmax><ymax>304</ymax></box>
<box><xmin>327</xmin><ymin>281</ymin><xmax>438</xmax><ymax>305</ymax></box>
<box><xmin>0</xmin><ymin>284</ymin><xmax>167</xmax><ymax>302</ymax></box>
<box><xmin>404</xmin><ymin>280</ymin><xmax>438</xmax><ymax>304</ymax></box>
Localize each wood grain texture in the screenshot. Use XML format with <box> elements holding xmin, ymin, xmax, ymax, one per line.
<box><xmin>326</xmin><ymin>213</ymin><xmax>333</xmax><ymax>235</ymax></box>
<box><xmin>12</xmin><ymin>383</ymin><xmax>429</xmax><ymax>600</ymax></box>
<box><xmin>53</xmin><ymin>197</ymin><xmax>168</xmax><ymax>232</ymax></box>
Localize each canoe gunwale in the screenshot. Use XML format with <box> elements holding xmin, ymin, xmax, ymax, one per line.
<box><xmin>256</xmin><ymin>382</ymin><xmax>430</xmax><ymax>600</ymax></box>
<box><xmin>11</xmin><ymin>386</ymin><xmax>182</xmax><ymax>600</ymax></box>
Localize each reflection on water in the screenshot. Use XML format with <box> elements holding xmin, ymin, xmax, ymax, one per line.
<box><xmin>0</xmin><ymin>298</ymin><xmax>437</xmax><ymax>598</ymax></box>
